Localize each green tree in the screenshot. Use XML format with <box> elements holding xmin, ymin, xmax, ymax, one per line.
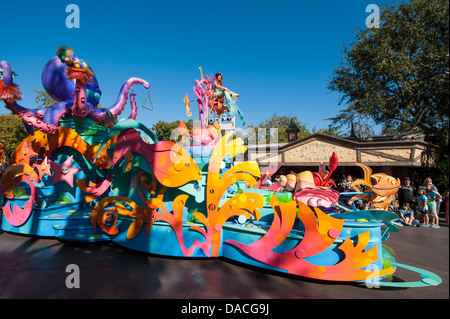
<box><xmin>0</xmin><ymin>113</ymin><xmax>29</xmax><ymax>160</ymax></box>
<box><xmin>247</xmin><ymin>113</ymin><xmax>311</xmax><ymax>144</ymax></box>
<box><xmin>150</xmin><ymin>119</ymin><xmax>194</xmax><ymax>141</ymax></box>
<box><xmin>327</xmin><ymin>0</ymin><xmax>449</xmax><ymax>186</ymax></box>
<box><xmin>327</xmin><ymin>104</ymin><xmax>377</xmax><ymax>139</ymax></box>
<box><xmin>151</xmin><ymin>120</ymin><xmax>180</xmax><ymax>141</ymax></box>
<box><xmin>311</xmin><ymin>125</ymin><xmax>340</xmax><ymax>137</ymax></box>
<box><xmin>33</xmin><ymin>89</ymin><xmax>56</xmax><ymax>108</ymax></box>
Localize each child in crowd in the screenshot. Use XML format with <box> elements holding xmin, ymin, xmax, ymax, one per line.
<box><xmin>398</xmin><ymin>202</ymin><xmax>418</xmax><ymax>226</ymax></box>
<box><xmin>417</xmin><ymin>189</ymin><xmax>429</xmax><ymax>227</ymax></box>
<box><xmin>426</xmin><ymin>184</ymin><xmax>442</xmax><ymax>228</ymax></box>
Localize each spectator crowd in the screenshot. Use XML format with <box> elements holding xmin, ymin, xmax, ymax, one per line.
<box><xmin>337</xmin><ymin>173</ymin><xmax>448</xmax><ymax>228</ymax></box>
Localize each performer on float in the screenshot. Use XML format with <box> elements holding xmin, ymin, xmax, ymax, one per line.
<box><xmin>212</xmin><ymin>73</ymin><xmax>246</xmax><ymax>126</ymax></box>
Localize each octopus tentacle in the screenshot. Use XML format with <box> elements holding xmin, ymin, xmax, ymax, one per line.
<box><xmin>89</xmin><ymin>77</ymin><xmax>150</xmax><ymax>122</ymax></box>
<box><xmin>5</xmin><ymin>100</ymin><xmax>68</xmax><ymax>135</ymax></box>
<box><xmin>0</xmin><ymin>61</ymin><xmax>14</xmax><ymax>86</ymax></box>
<box><xmin>71</xmin><ymin>79</ymin><xmax>90</xmax><ymax>118</ymax></box>
<box><xmin>129</xmin><ymin>92</ymin><xmax>138</xmax><ymax>120</ymax></box>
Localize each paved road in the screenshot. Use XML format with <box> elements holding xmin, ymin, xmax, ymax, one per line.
<box><xmin>0</xmin><ymin>218</ymin><xmax>448</xmax><ymax>300</ymax></box>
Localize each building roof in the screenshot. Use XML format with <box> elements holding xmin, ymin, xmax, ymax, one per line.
<box><xmin>280</xmin><ymin>133</ymin><xmax>439</xmax><ymax>150</ymax></box>
<box><xmin>248</xmin><ymin>133</ymin><xmax>440</xmax><ymax>168</ymax></box>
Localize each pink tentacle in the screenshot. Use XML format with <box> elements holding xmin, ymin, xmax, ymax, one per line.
<box><xmin>129</xmin><ymin>92</ymin><xmax>138</xmax><ymax>120</ymax></box>
<box><xmin>17</xmin><ymin>108</ymin><xmax>60</xmax><ymax>135</ymax></box>
<box><xmin>5</xmin><ymin>100</ymin><xmax>69</xmax><ymax>135</ymax></box>
<box><xmin>71</xmin><ymin>80</ymin><xmax>91</xmax><ymax>118</ymax></box>
<box><xmin>89</xmin><ymin>78</ymin><xmax>149</xmax><ymax>123</ymax></box>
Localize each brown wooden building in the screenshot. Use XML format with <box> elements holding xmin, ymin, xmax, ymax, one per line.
<box><xmin>245</xmin><ymin>133</ymin><xmax>440</xmax><ymax>184</ymax></box>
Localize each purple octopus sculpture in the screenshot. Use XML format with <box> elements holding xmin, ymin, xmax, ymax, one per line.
<box><xmin>0</xmin><ymin>46</ymin><xmax>149</xmax><ymax>134</ymax></box>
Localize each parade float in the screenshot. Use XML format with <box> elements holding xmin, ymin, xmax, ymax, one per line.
<box><xmin>0</xmin><ymin>47</ymin><xmax>442</xmax><ymax>288</ymax></box>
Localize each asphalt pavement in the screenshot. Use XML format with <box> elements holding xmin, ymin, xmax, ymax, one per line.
<box><xmin>0</xmin><ymin>217</ymin><xmax>448</xmax><ymax>300</ymax></box>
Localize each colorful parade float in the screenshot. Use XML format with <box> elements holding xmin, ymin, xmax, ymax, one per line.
<box><xmin>0</xmin><ymin>47</ymin><xmax>442</xmax><ymax>288</ymax></box>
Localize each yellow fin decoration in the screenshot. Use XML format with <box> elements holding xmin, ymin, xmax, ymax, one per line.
<box><xmin>352</xmin><ymin>163</ymin><xmax>373</xmax><ymax>188</ymax></box>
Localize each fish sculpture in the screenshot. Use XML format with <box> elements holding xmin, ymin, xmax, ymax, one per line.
<box><xmin>350</xmin><ymin>163</ymin><xmax>401</xmax><ymax>210</ymax></box>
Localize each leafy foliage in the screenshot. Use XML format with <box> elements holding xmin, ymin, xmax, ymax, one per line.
<box><xmin>327</xmin><ymin>105</ymin><xmax>376</xmax><ymax>139</ymax></box>
<box><xmin>327</xmin><ymin>0</ymin><xmax>449</xmax><ymax>186</ymax></box>
<box><xmin>328</xmin><ymin>0</ymin><xmax>448</xmax><ymax>141</ymax></box>
<box><xmin>150</xmin><ymin>119</ymin><xmax>193</xmax><ymax>141</ymax></box>
<box><xmin>33</xmin><ymin>89</ymin><xmax>56</xmax><ymax>108</ymax></box>
<box><xmin>246</xmin><ymin>113</ymin><xmax>307</xmax><ymax>144</ymax></box>
<box><xmin>0</xmin><ymin>113</ymin><xmax>29</xmax><ymax>160</ymax></box>
<box><xmin>150</xmin><ymin>120</ymin><xmax>181</xmax><ymax>141</ymax></box>
<box><xmin>246</xmin><ymin>113</ymin><xmax>338</xmax><ymax>144</ymax></box>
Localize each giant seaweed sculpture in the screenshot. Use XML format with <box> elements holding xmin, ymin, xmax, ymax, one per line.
<box><xmin>89</xmin><ymin>131</ymin><xmax>263</xmax><ymax>258</ymax></box>
<box><xmin>0</xmin><ymin>47</ymin><xmax>442</xmax><ymax>288</ymax></box>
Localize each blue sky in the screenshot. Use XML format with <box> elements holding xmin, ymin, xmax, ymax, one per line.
<box><xmin>1</xmin><ymin>0</ymin><xmax>379</xmax><ymax>132</ymax></box>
